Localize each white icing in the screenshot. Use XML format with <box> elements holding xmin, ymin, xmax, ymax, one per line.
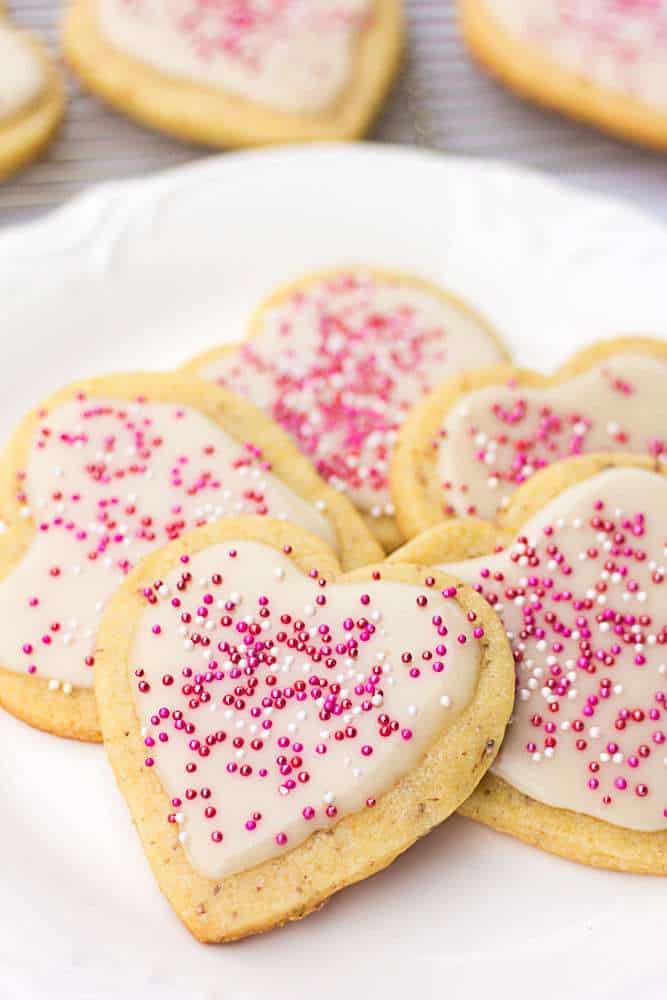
<box><xmin>438</xmin><ymin>353</ymin><xmax>667</xmax><ymax>520</ymax></box>
<box><xmin>0</xmin><ymin>25</ymin><xmax>44</xmax><ymax>119</ymax></box>
<box><xmin>0</xmin><ymin>397</ymin><xmax>338</xmax><ymax>689</ymax></box>
<box><xmin>443</xmin><ymin>468</ymin><xmax>667</xmax><ymax>832</ymax></box>
<box><xmin>96</xmin><ymin>0</ymin><xmax>371</xmax><ymax>113</ymax></box>
<box><xmin>200</xmin><ymin>273</ymin><xmax>504</xmax><ymax>517</ymax></box>
<box><xmin>130</xmin><ymin>540</ymin><xmax>482</xmax><ymax>877</ymax></box>
<box><xmin>487</xmin><ymin>0</ymin><xmax>667</xmax><ymax>110</ymax></box>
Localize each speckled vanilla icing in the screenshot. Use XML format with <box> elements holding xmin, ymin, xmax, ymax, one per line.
<box><xmin>444</xmin><ymin>468</ymin><xmax>667</xmax><ymax>832</ymax></box>
<box><xmin>437</xmin><ymin>353</ymin><xmax>667</xmax><ymax>520</ymax></box>
<box><xmin>486</xmin><ymin>0</ymin><xmax>667</xmax><ymax>110</ymax></box>
<box><xmin>96</xmin><ymin>0</ymin><xmax>371</xmax><ymax>112</ymax></box>
<box><xmin>200</xmin><ymin>273</ymin><xmax>504</xmax><ymax>521</ymax></box>
<box><xmin>0</xmin><ymin>25</ymin><xmax>44</xmax><ymax>119</ymax></box>
<box><xmin>0</xmin><ymin>396</ymin><xmax>338</xmax><ymax>691</ymax></box>
<box><xmin>130</xmin><ymin>541</ymin><xmax>482</xmax><ymax>877</ymax></box>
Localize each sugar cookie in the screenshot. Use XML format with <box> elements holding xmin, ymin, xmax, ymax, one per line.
<box><xmin>62</xmin><ymin>0</ymin><xmax>404</xmax><ymax>147</ymax></box>
<box><xmin>94</xmin><ymin>515</ymin><xmax>513</xmax><ymax>940</ymax></box>
<box><xmin>184</xmin><ymin>268</ymin><xmax>508</xmax><ymax>552</ymax></box>
<box><xmin>392</xmin><ymin>454</ymin><xmax>667</xmax><ymax>873</ymax></box>
<box><xmin>460</xmin><ymin>0</ymin><xmax>667</xmax><ymax>151</ymax></box>
<box><xmin>0</xmin><ymin>373</ymin><xmax>381</xmax><ymax>742</ymax></box>
<box><xmin>392</xmin><ymin>337</ymin><xmax>667</xmax><ymax>540</ymax></box>
<box><xmin>0</xmin><ymin>10</ymin><xmax>64</xmax><ymax>180</ymax></box>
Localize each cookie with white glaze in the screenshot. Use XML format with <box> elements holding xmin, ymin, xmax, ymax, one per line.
<box><xmin>391</xmin><ymin>454</ymin><xmax>667</xmax><ymax>873</ymax></box>
<box><xmin>460</xmin><ymin>0</ymin><xmax>667</xmax><ymax>152</ymax></box>
<box><xmin>0</xmin><ymin>7</ymin><xmax>64</xmax><ymax>180</ymax></box>
<box><xmin>183</xmin><ymin>267</ymin><xmax>509</xmax><ymax>552</ymax></box>
<box><xmin>61</xmin><ymin>0</ymin><xmax>403</xmax><ymax>147</ymax></box>
<box><xmin>0</xmin><ymin>372</ymin><xmax>382</xmax><ymax>743</ymax></box>
<box><xmin>391</xmin><ymin>336</ymin><xmax>667</xmax><ymax>540</ymax></box>
<box><xmin>94</xmin><ymin>515</ymin><xmax>513</xmax><ymax>941</ymax></box>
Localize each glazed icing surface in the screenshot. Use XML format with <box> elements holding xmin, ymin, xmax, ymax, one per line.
<box><xmin>487</xmin><ymin>0</ymin><xmax>667</xmax><ymax>110</ymax></box>
<box><xmin>0</xmin><ymin>25</ymin><xmax>44</xmax><ymax>119</ymax></box>
<box><xmin>437</xmin><ymin>354</ymin><xmax>667</xmax><ymax>520</ymax></box>
<box><xmin>96</xmin><ymin>0</ymin><xmax>371</xmax><ymax>113</ymax></box>
<box><xmin>444</xmin><ymin>468</ymin><xmax>667</xmax><ymax>832</ymax></box>
<box><xmin>0</xmin><ymin>397</ymin><xmax>337</xmax><ymax>690</ymax></box>
<box><xmin>130</xmin><ymin>540</ymin><xmax>482</xmax><ymax>878</ymax></box>
<box><xmin>201</xmin><ymin>273</ymin><xmax>504</xmax><ymax>520</ymax></box>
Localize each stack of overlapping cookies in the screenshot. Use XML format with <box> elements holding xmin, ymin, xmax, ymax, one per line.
<box><xmin>1</xmin><ymin>267</ymin><xmax>664</xmax><ymax>941</ymax></box>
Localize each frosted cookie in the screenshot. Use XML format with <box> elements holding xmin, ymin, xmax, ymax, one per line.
<box><xmin>0</xmin><ymin>10</ymin><xmax>64</xmax><ymax>180</ymax></box>
<box><xmin>61</xmin><ymin>0</ymin><xmax>403</xmax><ymax>147</ymax></box>
<box><xmin>0</xmin><ymin>373</ymin><xmax>381</xmax><ymax>743</ymax></box>
<box><xmin>94</xmin><ymin>515</ymin><xmax>513</xmax><ymax>941</ymax></box>
<box><xmin>392</xmin><ymin>337</ymin><xmax>667</xmax><ymax>540</ymax></box>
<box><xmin>183</xmin><ymin>268</ymin><xmax>508</xmax><ymax>552</ymax></box>
<box><xmin>460</xmin><ymin>0</ymin><xmax>667</xmax><ymax>151</ymax></box>
<box><xmin>391</xmin><ymin>454</ymin><xmax>667</xmax><ymax>873</ymax></box>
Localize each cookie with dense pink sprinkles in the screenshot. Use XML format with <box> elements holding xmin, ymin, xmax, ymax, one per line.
<box><xmin>392</xmin><ymin>336</ymin><xmax>667</xmax><ymax>540</ymax></box>
<box><xmin>0</xmin><ymin>372</ymin><xmax>381</xmax><ymax>742</ymax></box>
<box><xmin>460</xmin><ymin>0</ymin><xmax>667</xmax><ymax>152</ymax></box>
<box><xmin>392</xmin><ymin>453</ymin><xmax>667</xmax><ymax>873</ymax></box>
<box><xmin>62</xmin><ymin>0</ymin><xmax>403</xmax><ymax>147</ymax></box>
<box><xmin>93</xmin><ymin>516</ymin><xmax>513</xmax><ymax>941</ymax></box>
<box><xmin>183</xmin><ymin>267</ymin><xmax>508</xmax><ymax>552</ymax></box>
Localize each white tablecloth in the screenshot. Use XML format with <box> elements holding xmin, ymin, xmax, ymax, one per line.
<box><xmin>1</xmin><ymin>0</ymin><xmax>666</xmax><ymax>224</ymax></box>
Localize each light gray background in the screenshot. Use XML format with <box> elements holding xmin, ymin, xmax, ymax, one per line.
<box><xmin>1</xmin><ymin>0</ymin><xmax>666</xmax><ymax>225</ymax></box>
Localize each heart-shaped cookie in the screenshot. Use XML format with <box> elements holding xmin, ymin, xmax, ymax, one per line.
<box><xmin>392</xmin><ymin>454</ymin><xmax>667</xmax><ymax>873</ymax></box>
<box><xmin>0</xmin><ymin>372</ymin><xmax>381</xmax><ymax>742</ymax></box>
<box><xmin>460</xmin><ymin>0</ymin><xmax>667</xmax><ymax>151</ymax></box>
<box><xmin>183</xmin><ymin>268</ymin><xmax>509</xmax><ymax>552</ymax></box>
<box><xmin>94</xmin><ymin>516</ymin><xmax>513</xmax><ymax>941</ymax></box>
<box><xmin>0</xmin><ymin>6</ymin><xmax>64</xmax><ymax>179</ymax></box>
<box><xmin>392</xmin><ymin>336</ymin><xmax>667</xmax><ymax>538</ymax></box>
<box><xmin>62</xmin><ymin>0</ymin><xmax>403</xmax><ymax>147</ymax></box>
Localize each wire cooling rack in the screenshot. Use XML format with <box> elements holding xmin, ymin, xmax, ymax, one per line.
<box><xmin>1</xmin><ymin>0</ymin><xmax>666</xmax><ymax>224</ymax></box>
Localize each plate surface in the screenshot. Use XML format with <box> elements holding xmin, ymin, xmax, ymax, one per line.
<box><xmin>1</xmin><ymin>144</ymin><xmax>666</xmax><ymax>1000</ymax></box>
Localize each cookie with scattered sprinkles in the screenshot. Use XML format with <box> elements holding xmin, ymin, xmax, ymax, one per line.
<box><xmin>391</xmin><ymin>454</ymin><xmax>667</xmax><ymax>873</ymax></box>
<box><xmin>459</xmin><ymin>0</ymin><xmax>667</xmax><ymax>151</ymax></box>
<box><xmin>93</xmin><ymin>515</ymin><xmax>513</xmax><ymax>941</ymax></box>
<box><xmin>0</xmin><ymin>5</ymin><xmax>64</xmax><ymax>180</ymax></box>
<box><xmin>391</xmin><ymin>336</ymin><xmax>667</xmax><ymax>540</ymax></box>
<box><xmin>61</xmin><ymin>0</ymin><xmax>403</xmax><ymax>147</ymax></box>
<box><xmin>0</xmin><ymin>372</ymin><xmax>381</xmax><ymax>743</ymax></box>
<box><xmin>183</xmin><ymin>267</ymin><xmax>508</xmax><ymax>552</ymax></box>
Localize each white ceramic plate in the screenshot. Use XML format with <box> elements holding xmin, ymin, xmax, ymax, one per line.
<box><xmin>1</xmin><ymin>144</ymin><xmax>666</xmax><ymax>1000</ymax></box>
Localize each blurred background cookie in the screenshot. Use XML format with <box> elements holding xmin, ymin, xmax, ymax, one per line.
<box><xmin>62</xmin><ymin>0</ymin><xmax>404</xmax><ymax>147</ymax></box>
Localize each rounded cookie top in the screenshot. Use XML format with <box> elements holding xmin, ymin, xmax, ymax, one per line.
<box><xmin>96</xmin><ymin>0</ymin><xmax>372</xmax><ymax>112</ymax></box>
<box><xmin>195</xmin><ymin>270</ymin><xmax>505</xmax><ymax>530</ymax></box>
<box><xmin>129</xmin><ymin>538</ymin><xmax>482</xmax><ymax>878</ymax></box>
<box><xmin>486</xmin><ymin>0</ymin><xmax>667</xmax><ymax>110</ymax></box>
<box><xmin>446</xmin><ymin>466</ymin><xmax>667</xmax><ymax>832</ymax></box>
<box><xmin>438</xmin><ymin>352</ymin><xmax>667</xmax><ymax>520</ymax></box>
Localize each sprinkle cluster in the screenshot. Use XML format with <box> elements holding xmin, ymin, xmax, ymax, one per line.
<box><xmin>526</xmin><ymin>0</ymin><xmax>667</xmax><ymax>70</ymax></box>
<box><xmin>439</xmin><ymin>364</ymin><xmax>666</xmax><ymax>517</ymax></box>
<box><xmin>11</xmin><ymin>396</ymin><xmax>311</xmax><ymax>686</ymax></box>
<box><xmin>212</xmin><ymin>274</ymin><xmax>468</xmax><ymax>518</ymax></box>
<box><xmin>135</xmin><ymin>553</ymin><xmax>480</xmax><ymax>857</ymax></box>
<box><xmin>124</xmin><ymin>0</ymin><xmax>369</xmax><ymax>67</ymax></box>
<box><xmin>470</xmin><ymin>493</ymin><xmax>667</xmax><ymax>823</ymax></box>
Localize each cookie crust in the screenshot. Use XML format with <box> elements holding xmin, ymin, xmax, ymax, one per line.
<box><xmin>0</xmin><ymin>372</ymin><xmax>382</xmax><ymax>743</ymax></box>
<box><xmin>183</xmin><ymin>266</ymin><xmax>509</xmax><ymax>553</ymax></box>
<box><xmin>94</xmin><ymin>515</ymin><xmax>514</xmax><ymax>941</ymax></box>
<box><xmin>0</xmin><ymin>22</ymin><xmax>64</xmax><ymax>180</ymax></box>
<box><xmin>391</xmin><ymin>336</ymin><xmax>667</xmax><ymax>541</ymax></box>
<box><xmin>390</xmin><ymin>453</ymin><xmax>667</xmax><ymax>874</ymax></box>
<box><xmin>61</xmin><ymin>0</ymin><xmax>404</xmax><ymax>147</ymax></box>
<box><xmin>459</xmin><ymin>0</ymin><xmax>667</xmax><ymax>152</ymax></box>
